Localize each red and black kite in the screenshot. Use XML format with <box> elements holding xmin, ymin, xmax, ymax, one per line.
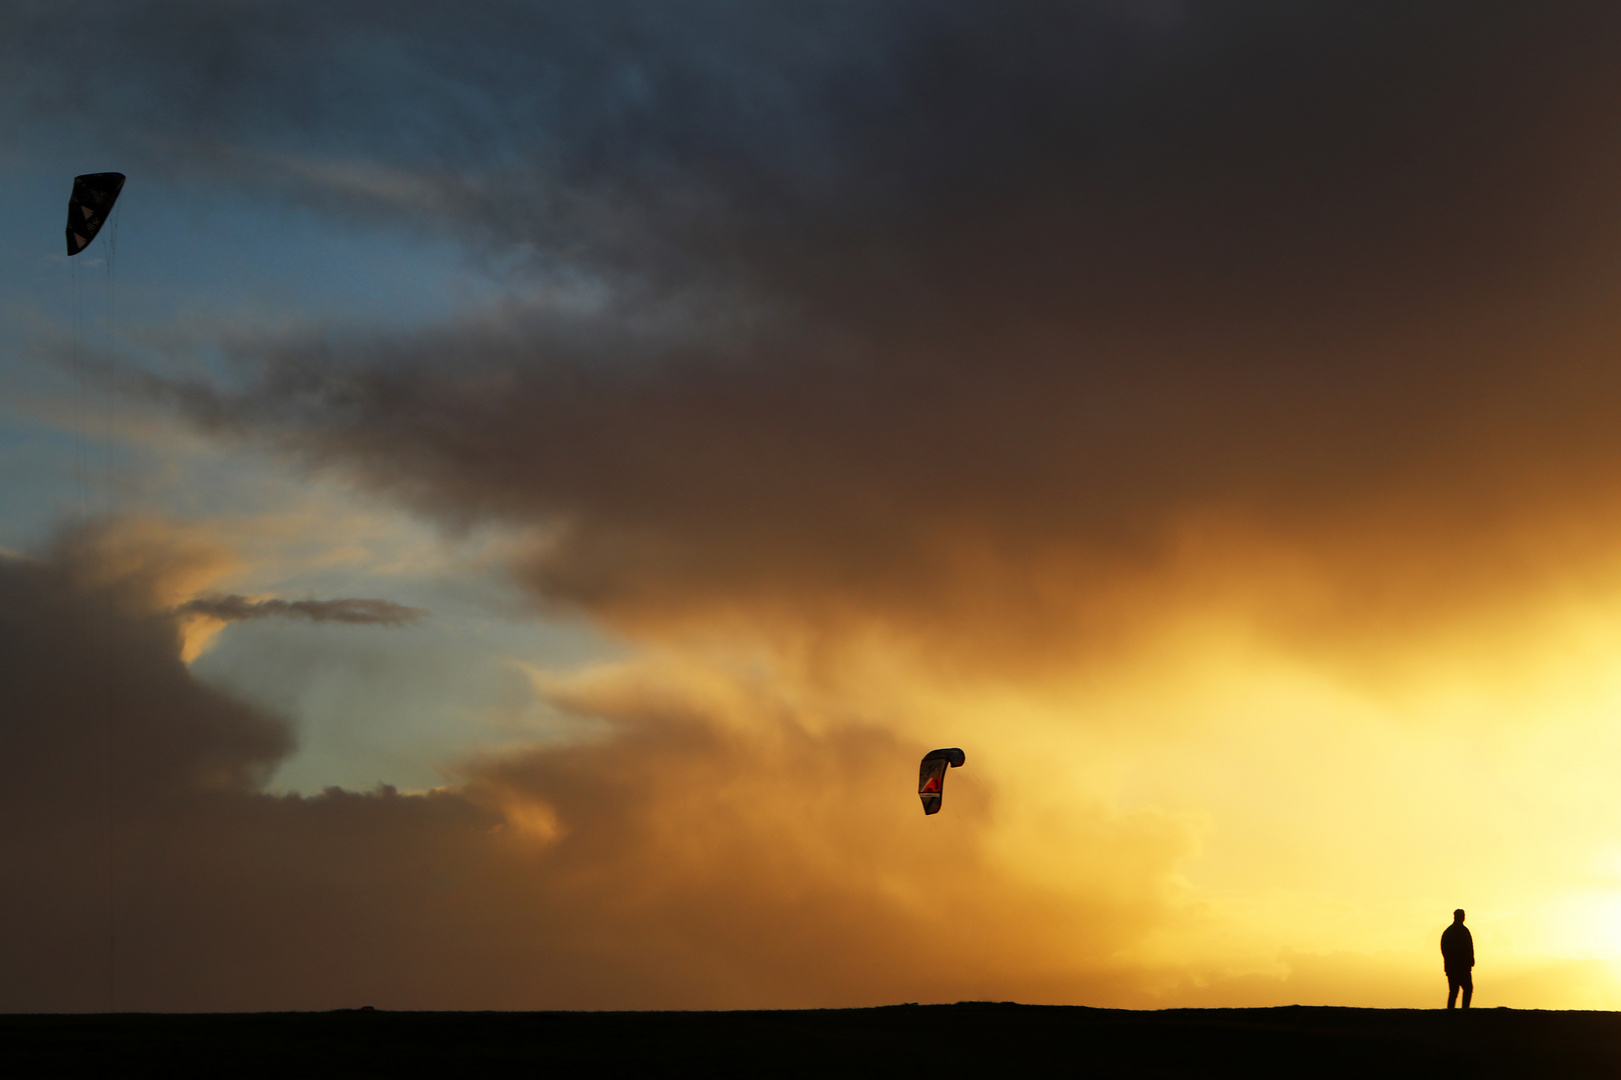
<box><xmin>918</xmin><ymin>747</ymin><xmax>965</xmax><ymax>815</ymax></box>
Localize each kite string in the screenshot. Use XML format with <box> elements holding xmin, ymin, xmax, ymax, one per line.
<box><xmin>102</xmin><ymin>204</ymin><xmax>117</xmax><ymax>519</ymax></box>
<box><xmin>93</xmin><ymin>207</ymin><xmax>120</xmax><ymax>1011</ymax></box>
<box><xmin>72</xmin><ymin>254</ymin><xmax>85</xmax><ymax>518</ymax></box>
<box><xmin>70</xmin><ymin>237</ymin><xmax>115</xmax><ymax>1011</ymax></box>
<box><xmin>100</xmin><ymin>207</ymin><xmax>120</xmax><ymax>1014</ymax></box>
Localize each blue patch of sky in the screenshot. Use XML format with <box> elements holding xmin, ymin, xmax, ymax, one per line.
<box><xmin>0</xmin><ymin>158</ymin><xmax>511</xmax><ymax>546</ymax></box>
<box><xmin>1</xmin><ymin>156</ymin><xmax>625</xmax><ymax>790</ymax></box>
<box><xmin>191</xmin><ymin>569</ymin><xmax>619</xmax><ymax>795</ymax></box>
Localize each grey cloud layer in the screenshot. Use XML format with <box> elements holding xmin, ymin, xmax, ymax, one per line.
<box><xmin>174</xmin><ymin>594</ymin><xmax>426</xmax><ymax>626</ymax></box>
<box><xmin>12</xmin><ymin>3</ymin><xmax>1616</xmax><ymax>291</ymax></box>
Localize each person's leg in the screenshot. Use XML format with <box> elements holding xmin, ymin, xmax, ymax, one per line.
<box><xmin>1461</xmin><ymin>974</ymin><xmax>1473</xmax><ymax>1009</ymax></box>
<box><xmin>1447</xmin><ymin>975</ymin><xmax>1459</xmax><ymax>1009</ymax></box>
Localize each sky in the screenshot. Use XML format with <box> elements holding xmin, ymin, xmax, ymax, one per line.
<box><xmin>7</xmin><ymin>0</ymin><xmax>1621</xmax><ymax>1012</ymax></box>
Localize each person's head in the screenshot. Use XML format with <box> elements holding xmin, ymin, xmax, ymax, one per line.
<box><xmin>1453</xmin><ymin>909</ymin><xmax>1466</xmax><ymax>924</ymax></box>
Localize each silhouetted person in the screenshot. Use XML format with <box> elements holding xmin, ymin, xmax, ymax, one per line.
<box><xmin>1441</xmin><ymin>908</ymin><xmax>1474</xmax><ymax>1009</ymax></box>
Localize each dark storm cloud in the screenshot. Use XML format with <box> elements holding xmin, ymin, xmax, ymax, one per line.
<box><xmin>173</xmin><ymin>593</ymin><xmax>426</xmax><ymax>626</ymax></box>
<box><xmin>20</xmin><ymin>2</ymin><xmax>1621</xmax><ymax>652</ymax></box>
<box><xmin>3</xmin><ymin>534</ymin><xmax>293</xmax><ymax>803</ymax></box>
<box><xmin>0</xmin><ymin>526</ymin><xmax>1188</xmax><ymax>1011</ymax></box>
<box><xmin>10</xmin><ymin>1</ymin><xmax>1616</xmax><ymax>299</ymax></box>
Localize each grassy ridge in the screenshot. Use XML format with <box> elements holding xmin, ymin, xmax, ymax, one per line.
<box><xmin>7</xmin><ymin>1002</ymin><xmax>1621</xmax><ymax>1077</ymax></box>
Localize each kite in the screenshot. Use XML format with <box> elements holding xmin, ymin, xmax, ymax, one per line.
<box><xmin>918</xmin><ymin>747</ymin><xmax>965</xmax><ymax>815</ymax></box>
<box><xmin>65</xmin><ymin>173</ymin><xmax>125</xmax><ymax>256</ymax></box>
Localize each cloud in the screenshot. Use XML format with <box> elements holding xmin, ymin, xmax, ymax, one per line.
<box><xmin>0</xmin><ymin>528</ymin><xmax>291</xmax><ymax>812</ymax></box>
<box><xmin>0</xmin><ymin>523</ymin><xmax>1198</xmax><ymax>1011</ymax></box>
<box><xmin>172</xmin><ymin>593</ymin><xmax>426</xmax><ymax>626</ymax></box>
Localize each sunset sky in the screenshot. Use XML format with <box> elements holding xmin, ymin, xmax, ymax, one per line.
<box><xmin>8</xmin><ymin>1</ymin><xmax>1621</xmax><ymax>1012</ymax></box>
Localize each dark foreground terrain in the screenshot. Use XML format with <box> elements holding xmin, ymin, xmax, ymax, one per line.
<box><xmin>7</xmin><ymin>1002</ymin><xmax>1621</xmax><ymax>1078</ymax></box>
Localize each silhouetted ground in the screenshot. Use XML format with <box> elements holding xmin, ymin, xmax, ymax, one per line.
<box><xmin>7</xmin><ymin>1003</ymin><xmax>1621</xmax><ymax>1077</ymax></box>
